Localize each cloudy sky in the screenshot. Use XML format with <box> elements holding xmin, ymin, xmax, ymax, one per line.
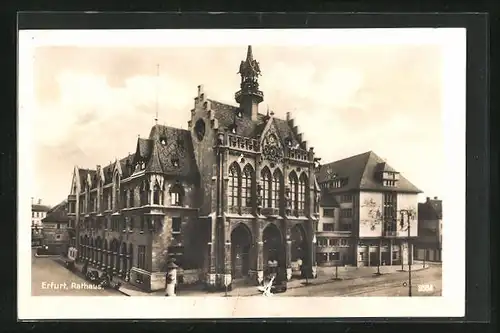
<box><xmin>28</xmin><ymin>40</ymin><xmax>445</xmax><ymax>207</ymax></box>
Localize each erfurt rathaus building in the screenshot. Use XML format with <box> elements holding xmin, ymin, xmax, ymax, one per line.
<box><xmin>68</xmin><ymin>46</ymin><xmax>321</xmax><ymax>292</ymax></box>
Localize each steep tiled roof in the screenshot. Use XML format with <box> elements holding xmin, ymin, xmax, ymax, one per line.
<box><xmin>317</xmin><ymin>151</ymin><xmax>421</xmax><ymax>193</ymax></box>
<box><xmin>42</xmin><ymin>200</ymin><xmax>69</xmax><ymax>223</ymax></box>
<box><xmin>320</xmin><ymin>192</ymin><xmax>340</xmax><ymax>207</ymax></box>
<box><xmin>419</xmin><ymin>199</ymin><xmax>442</xmax><ymax>220</ymax></box>
<box><xmin>147</xmin><ymin>125</ymin><xmax>200</xmax><ymax>179</ymax></box>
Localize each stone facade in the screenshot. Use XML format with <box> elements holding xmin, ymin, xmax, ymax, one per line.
<box><xmin>69</xmin><ymin>45</ymin><xmax>320</xmax><ymax>292</ymax></box>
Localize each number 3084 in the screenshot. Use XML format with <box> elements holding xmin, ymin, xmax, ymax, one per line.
<box><xmin>417</xmin><ymin>284</ymin><xmax>435</xmax><ymax>292</ymax></box>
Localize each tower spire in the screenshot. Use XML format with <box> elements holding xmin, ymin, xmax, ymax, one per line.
<box><xmin>235</xmin><ymin>45</ymin><xmax>263</xmax><ymax>121</ymax></box>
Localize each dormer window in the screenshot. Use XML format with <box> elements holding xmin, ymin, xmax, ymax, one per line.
<box><xmin>172</xmin><ymin>157</ymin><xmax>180</xmax><ymax>167</ymax></box>
<box><xmin>170</xmin><ymin>182</ymin><xmax>184</xmax><ymax>206</ymax></box>
<box><xmin>285</xmin><ymin>137</ymin><xmax>293</xmax><ymax>147</ymax></box>
<box><xmin>380</xmin><ymin>171</ymin><xmax>399</xmax><ymax>187</ymax></box>
<box><xmin>140</xmin><ymin>161</ymin><xmax>146</xmax><ymax>170</ymax></box>
<box><xmin>160</xmin><ymin>138</ymin><xmax>166</xmax><ymax>145</ymax></box>
<box><xmin>236</xmin><ymin>109</ymin><xmax>243</xmax><ymax>118</ymax></box>
<box><xmin>329</xmin><ymin>177</ymin><xmax>348</xmax><ymax>189</ymax></box>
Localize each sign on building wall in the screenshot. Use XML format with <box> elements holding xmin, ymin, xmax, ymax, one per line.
<box><xmin>359</xmin><ymin>192</ymin><xmax>383</xmax><ymax>237</ymax></box>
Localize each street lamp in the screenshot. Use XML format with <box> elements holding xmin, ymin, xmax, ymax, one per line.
<box><xmin>399</xmin><ymin>209</ymin><xmax>414</xmax><ymax>297</ymax></box>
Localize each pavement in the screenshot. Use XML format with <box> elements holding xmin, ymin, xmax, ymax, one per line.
<box><xmin>117</xmin><ymin>261</ymin><xmax>436</xmax><ymax>297</ymax></box>
<box><xmin>31</xmin><ymin>249</ymin><xmax>123</xmax><ymax>296</ymax></box>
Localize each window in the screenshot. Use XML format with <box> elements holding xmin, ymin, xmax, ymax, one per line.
<box><xmin>138</xmin><ymin>245</ymin><xmax>147</xmax><ymax>270</ymax></box>
<box><xmin>57</xmin><ymin>223</ymin><xmax>60</xmax><ymax>229</ymax></box>
<box><xmin>323</xmin><ymin>208</ymin><xmax>335</xmax><ymax>217</ymax></box>
<box><xmin>339</xmin><ymin>222</ymin><xmax>352</xmax><ymax>231</ymax></box>
<box><xmin>261</xmin><ymin>168</ymin><xmax>271</xmax><ymax>208</ymax></box>
<box><xmin>242</xmin><ymin>165</ymin><xmax>253</xmax><ymax>207</ymax></box>
<box><xmin>317</xmin><ymin>238</ymin><xmax>328</xmax><ymax>246</ymax></box>
<box><xmin>272</xmin><ymin>170</ymin><xmax>281</xmax><ymax>209</ymax></box>
<box><xmin>340</xmin><ymin>208</ymin><xmax>353</xmax><ymax>218</ymax></box>
<box><xmin>322</xmin><ymin>223</ymin><xmax>335</xmax><ymax>231</ymax></box>
<box><xmin>339</xmin><ymin>239</ymin><xmax>349</xmax><ymax>247</ymax></box>
<box><xmin>289</xmin><ymin>173</ymin><xmax>298</xmax><ymax>212</ymax></box>
<box><xmin>140</xmin><ymin>181</ymin><xmax>149</xmax><ymax>206</ymax></box>
<box><xmin>329</xmin><ymin>252</ymin><xmax>340</xmax><ymax>261</ymax></box>
<box><xmin>298</xmin><ymin>174</ymin><xmax>307</xmax><ymax>212</ymax></box>
<box><xmin>341</xmin><ymin>194</ymin><xmax>353</xmax><ymax>203</ymax></box>
<box><xmin>153</xmin><ymin>183</ymin><xmax>161</xmax><ymax>205</ymax></box>
<box><xmin>392</xmin><ymin>251</ymin><xmax>400</xmax><ymax>260</ymax></box>
<box><xmin>172</xmin><ymin>217</ymin><xmax>181</xmax><ymax>234</ymax></box>
<box><xmin>129</xmin><ymin>189</ymin><xmax>134</xmax><ymax>207</ymax></box>
<box><xmin>329</xmin><ymin>239</ymin><xmax>339</xmax><ymax>246</ymax></box>
<box><xmin>228</xmin><ymin>163</ymin><xmax>240</xmax><ymax>208</ymax></box>
<box><xmin>56</xmin><ymin>235</ymin><xmax>61</xmax><ymax>240</ymax></box>
<box><xmin>383</xmin><ymin>192</ymin><xmax>397</xmax><ymax>232</ymax></box>
<box><xmin>140</xmin><ymin>216</ymin><xmax>145</xmax><ymax>232</ymax></box>
<box><xmin>383</xmin><ymin>180</ymin><xmax>396</xmax><ymax>187</ymax></box>
<box><xmin>170</xmin><ymin>183</ymin><xmax>183</xmax><ymax>206</ymax></box>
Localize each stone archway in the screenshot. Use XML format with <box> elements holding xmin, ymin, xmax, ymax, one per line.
<box><xmin>263</xmin><ymin>223</ymin><xmax>284</xmax><ymax>272</ymax></box>
<box><xmin>231</xmin><ymin>223</ymin><xmax>252</xmax><ymax>279</ymax></box>
<box><xmin>291</xmin><ymin>224</ymin><xmax>308</xmax><ymax>265</ymax></box>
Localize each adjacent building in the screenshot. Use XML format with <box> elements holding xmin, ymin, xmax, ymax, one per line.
<box><xmin>70</xmin><ymin>45</ymin><xmax>320</xmax><ymax>292</ymax></box>
<box><xmin>414</xmin><ymin>197</ymin><xmax>442</xmax><ymax>262</ymax></box>
<box><xmin>316</xmin><ymin>151</ymin><xmax>422</xmax><ymax>268</ymax></box>
<box><xmin>31</xmin><ymin>198</ymin><xmax>50</xmax><ymax>246</ymax></box>
<box><xmin>41</xmin><ymin>200</ymin><xmax>74</xmax><ymax>254</ymax></box>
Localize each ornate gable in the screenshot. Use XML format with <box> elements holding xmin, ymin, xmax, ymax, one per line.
<box><xmin>113</xmin><ymin>158</ymin><xmax>123</xmax><ymax>176</ymax></box>
<box><xmin>70</xmin><ymin>167</ymin><xmax>80</xmax><ymax>195</ymax></box>
<box><xmin>260</xmin><ymin>120</ymin><xmax>284</xmax><ymax>164</ymax></box>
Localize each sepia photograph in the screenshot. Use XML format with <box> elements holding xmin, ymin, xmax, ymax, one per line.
<box><xmin>18</xmin><ymin>27</ymin><xmax>466</xmax><ymax>319</ymax></box>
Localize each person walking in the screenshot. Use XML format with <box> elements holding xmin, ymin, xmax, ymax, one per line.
<box><xmin>165</xmin><ymin>261</ymin><xmax>179</xmax><ymax>297</ymax></box>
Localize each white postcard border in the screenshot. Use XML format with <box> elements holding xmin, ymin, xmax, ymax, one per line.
<box><xmin>18</xmin><ymin>28</ymin><xmax>466</xmax><ymax>319</ymax></box>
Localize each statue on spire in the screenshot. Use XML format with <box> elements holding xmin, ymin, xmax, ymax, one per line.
<box><xmin>238</xmin><ymin>45</ymin><xmax>261</xmax><ymax>82</ymax></box>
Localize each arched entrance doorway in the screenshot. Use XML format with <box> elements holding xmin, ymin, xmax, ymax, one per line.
<box><xmin>263</xmin><ymin>223</ymin><xmax>284</xmax><ymax>272</ymax></box>
<box><xmin>231</xmin><ymin>224</ymin><xmax>252</xmax><ymax>279</ymax></box>
<box><xmin>291</xmin><ymin>224</ymin><xmax>308</xmax><ymax>265</ymax></box>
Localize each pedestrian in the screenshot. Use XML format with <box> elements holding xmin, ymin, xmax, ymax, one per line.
<box><xmin>296</xmin><ymin>257</ymin><xmax>303</xmax><ymax>278</ymax></box>
<box><xmin>165</xmin><ymin>261</ymin><xmax>178</xmax><ymax>297</ymax></box>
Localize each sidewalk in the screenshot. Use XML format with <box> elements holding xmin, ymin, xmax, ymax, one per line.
<box><xmin>117</xmin><ymin>263</ymin><xmax>431</xmax><ymax>297</ymax></box>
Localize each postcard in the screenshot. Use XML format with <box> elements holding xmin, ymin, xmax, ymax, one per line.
<box><xmin>18</xmin><ymin>27</ymin><xmax>466</xmax><ymax>320</ymax></box>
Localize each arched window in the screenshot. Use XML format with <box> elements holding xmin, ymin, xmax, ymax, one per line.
<box><xmin>289</xmin><ymin>172</ymin><xmax>298</xmax><ymax>214</ymax></box>
<box><xmin>261</xmin><ymin>167</ymin><xmax>272</xmax><ymax>208</ymax></box>
<box><xmin>170</xmin><ymin>182</ymin><xmax>184</xmax><ymax>206</ymax></box>
<box><xmin>114</xmin><ymin>174</ymin><xmax>120</xmax><ymax>210</ymax></box>
<box><xmin>242</xmin><ymin>165</ymin><xmax>254</xmax><ymax>207</ymax></box>
<box><xmin>272</xmin><ymin>169</ymin><xmax>282</xmax><ymax>209</ymax></box>
<box><xmin>298</xmin><ymin>173</ymin><xmax>308</xmax><ymax>214</ymax></box>
<box><xmin>153</xmin><ymin>182</ymin><xmax>161</xmax><ymax>205</ymax></box>
<box><xmin>228</xmin><ymin>163</ymin><xmax>240</xmax><ymax>208</ymax></box>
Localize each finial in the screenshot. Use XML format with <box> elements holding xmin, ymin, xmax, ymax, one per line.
<box><xmin>270</xmin><ymin>109</ymin><xmax>274</xmax><ymax>117</ymax></box>
<box><xmin>266</xmin><ymin>105</ymin><xmax>270</xmax><ymax>116</ymax></box>
<box><xmin>246</xmin><ymin>45</ymin><xmax>253</xmax><ymax>62</ymax></box>
<box><xmin>154</xmin><ymin>64</ymin><xmax>160</xmax><ymax>125</ymax></box>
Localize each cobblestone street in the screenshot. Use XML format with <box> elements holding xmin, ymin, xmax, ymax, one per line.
<box><xmin>31</xmin><ymin>249</ymin><xmax>122</xmax><ymax>296</ymax></box>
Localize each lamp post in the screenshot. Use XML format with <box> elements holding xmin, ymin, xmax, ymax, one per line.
<box><xmin>400</xmin><ymin>209</ymin><xmax>414</xmax><ymax>297</ymax></box>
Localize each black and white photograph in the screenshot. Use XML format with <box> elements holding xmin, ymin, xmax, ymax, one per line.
<box><xmin>18</xmin><ymin>27</ymin><xmax>466</xmax><ymax>319</ymax></box>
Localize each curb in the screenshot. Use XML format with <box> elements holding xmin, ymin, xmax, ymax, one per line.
<box><xmin>34</xmin><ymin>254</ymin><xmax>61</xmax><ymax>258</ymax></box>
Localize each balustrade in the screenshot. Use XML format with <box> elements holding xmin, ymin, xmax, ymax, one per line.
<box><xmin>227</xmin><ymin>134</ymin><xmax>260</xmax><ymax>152</ymax></box>
<box><xmin>286</xmin><ymin>148</ymin><xmax>309</xmax><ymax>161</ymax></box>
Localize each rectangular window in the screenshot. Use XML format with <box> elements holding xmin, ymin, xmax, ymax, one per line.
<box><xmin>323</xmin><ymin>208</ymin><xmax>335</xmax><ymax>217</ymax></box>
<box><xmin>171</xmin><ymin>192</ymin><xmax>180</xmax><ymax>206</ymax></box>
<box><xmin>129</xmin><ymin>190</ymin><xmax>134</xmax><ymax>207</ymax></box>
<box><xmin>383</xmin><ymin>180</ymin><xmax>396</xmax><ymax>187</ymax></box>
<box><xmin>317</xmin><ymin>238</ymin><xmax>328</xmax><ymax>247</ymax></box>
<box><xmin>341</xmin><ymin>194</ymin><xmax>353</xmax><ymax>203</ymax></box>
<box><xmin>329</xmin><ymin>239</ymin><xmax>339</xmax><ymax>246</ymax></box>
<box><xmin>329</xmin><ymin>252</ymin><xmax>340</xmax><ymax>261</ymax></box>
<box><xmin>140</xmin><ymin>216</ymin><xmax>145</xmax><ymax>232</ymax></box>
<box><xmin>340</xmin><ymin>208</ymin><xmax>353</xmax><ymax>218</ymax></box>
<box><xmin>298</xmin><ymin>179</ymin><xmax>306</xmax><ymax>211</ymax></box>
<box><xmin>392</xmin><ymin>251</ymin><xmax>399</xmax><ymax>260</ymax></box>
<box><xmin>172</xmin><ymin>217</ymin><xmax>181</xmax><ymax>234</ymax></box>
<box><xmin>339</xmin><ymin>222</ymin><xmax>352</xmax><ymax>231</ymax></box>
<box><xmin>137</xmin><ymin>245</ymin><xmax>146</xmax><ymax>270</ymax></box>
<box><xmin>340</xmin><ymin>239</ymin><xmax>349</xmax><ymax>247</ymax></box>
<box><xmin>57</xmin><ymin>223</ymin><xmax>60</xmax><ymax>229</ymax></box>
<box><xmin>322</xmin><ymin>223</ymin><xmax>335</xmax><ymax>232</ymax></box>
<box><xmin>272</xmin><ymin>175</ymin><xmax>280</xmax><ymax>209</ymax></box>
<box><xmin>383</xmin><ymin>192</ymin><xmax>397</xmax><ymax>232</ymax></box>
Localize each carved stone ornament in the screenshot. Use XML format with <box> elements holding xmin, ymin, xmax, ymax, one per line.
<box><xmin>262</xmin><ymin>131</ymin><xmax>284</xmax><ymax>163</ymax></box>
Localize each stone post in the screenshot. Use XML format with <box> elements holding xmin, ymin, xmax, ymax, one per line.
<box><xmin>256</xmin><ymin>226</ymin><xmax>264</xmax><ymax>285</ymax></box>
<box><xmin>224</xmin><ymin>240</ymin><xmax>232</xmax><ymax>290</ymax></box>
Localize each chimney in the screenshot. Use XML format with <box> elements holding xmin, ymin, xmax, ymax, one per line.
<box><xmin>426</xmin><ymin>197</ymin><xmax>430</xmax><ymax>202</ymax></box>
<box><xmin>433</xmin><ymin>196</ymin><xmax>438</xmax><ymax>200</ymax></box>
<box><xmin>38</xmin><ymin>198</ymin><xmax>41</xmax><ymax>204</ymax></box>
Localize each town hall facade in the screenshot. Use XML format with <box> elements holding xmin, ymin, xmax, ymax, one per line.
<box><xmin>69</xmin><ymin>46</ymin><xmax>321</xmax><ymax>292</ymax></box>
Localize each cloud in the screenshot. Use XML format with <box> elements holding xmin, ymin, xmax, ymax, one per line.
<box><xmin>29</xmin><ymin>44</ymin><xmax>445</xmax><ymax>205</ymax></box>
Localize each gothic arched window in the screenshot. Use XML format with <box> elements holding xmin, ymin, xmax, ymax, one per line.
<box><xmin>298</xmin><ymin>173</ymin><xmax>308</xmax><ymax>214</ymax></box>
<box><xmin>242</xmin><ymin>165</ymin><xmax>254</xmax><ymax>208</ymax></box>
<box><xmin>261</xmin><ymin>167</ymin><xmax>272</xmax><ymax>208</ymax></box>
<box><xmin>153</xmin><ymin>182</ymin><xmax>161</xmax><ymax>205</ymax></box>
<box><xmin>170</xmin><ymin>182</ymin><xmax>184</xmax><ymax>206</ymax></box>
<box><xmin>289</xmin><ymin>172</ymin><xmax>298</xmax><ymax>213</ymax></box>
<box><xmin>272</xmin><ymin>169</ymin><xmax>282</xmax><ymax>209</ymax></box>
<box><xmin>228</xmin><ymin>163</ymin><xmax>241</xmax><ymax>208</ymax></box>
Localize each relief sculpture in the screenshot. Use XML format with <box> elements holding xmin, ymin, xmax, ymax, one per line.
<box><xmin>361</xmin><ymin>198</ymin><xmax>382</xmax><ymax>231</ymax></box>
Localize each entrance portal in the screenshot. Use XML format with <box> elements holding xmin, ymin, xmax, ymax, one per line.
<box><xmin>291</xmin><ymin>224</ymin><xmax>308</xmax><ymax>265</ymax></box>
<box><xmin>231</xmin><ymin>224</ymin><xmax>252</xmax><ymax>279</ymax></box>
<box><xmin>263</xmin><ymin>224</ymin><xmax>284</xmax><ymax>272</ymax></box>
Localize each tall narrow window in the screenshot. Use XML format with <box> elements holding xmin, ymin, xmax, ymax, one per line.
<box><xmin>261</xmin><ymin>168</ymin><xmax>271</xmax><ymax>208</ymax></box>
<box><xmin>137</xmin><ymin>245</ymin><xmax>146</xmax><ymax>270</ymax></box>
<box><xmin>298</xmin><ymin>173</ymin><xmax>307</xmax><ymax>213</ymax></box>
<box><xmin>129</xmin><ymin>189</ymin><xmax>134</xmax><ymax>207</ymax></box>
<box><xmin>153</xmin><ymin>183</ymin><xmax>161</xmax><ymax>205</ymax></box>
<box><xmin>383</xmin><ymin>192</ymin><xmax>397</xmax><ymax>233</ymax></box>
<box><xmin>272</xmin><ymin>169</ymin><xmax>282</xmax><ymax>209</ymax></box>
<box><xmin>172</xmin><ymin>217</ymin><xmax>181</xmax><ymax>234</ymax></box>
<box><xmin>228</xmin><ymin>163</ymin><xmax>240</xmax><ymax>208</ymax></box>
<box><xmin>289</xmin><ymin>172</ymin><xmax>298</xmax><ymax>213</ymax></box>
<box><xmin>242</xmin><ymin>165</ymin><xmax>253</xmax><ymax>207</ymax></box>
